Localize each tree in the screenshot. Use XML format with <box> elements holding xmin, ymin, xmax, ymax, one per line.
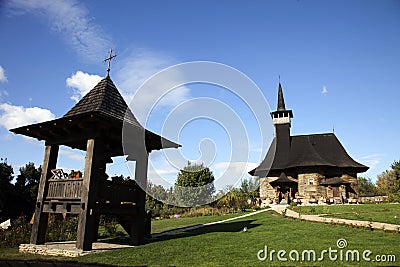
<box><xmin>15</xmin><ymin>162</ymin><xmax>41</xmax><ymax>188</ymax></box>
<box><xmin>146</xmin><ymin>182</ymin><xmax>168</xmax><ymax>216</ymax></box>
<box><xmin>391</xmin><ymin>160</ymin><xmax>400</xmax><ymax>181</ymax></box>
<box><xmin>376</xmin><ymin>160</ymin><xmax>400</xmax><ymax>202</ymax></box>
<box><xmin>0</xmin><ymin>158</ymin><xmax>13</xmax><ymax>183</ymax></box>
<box><xmin>0</xmin><ymin>158</ymin><xmax>15</xmax><ymax>221</ymax></box>
<box><xmin>15</xmin><ymin>163</ymin><xmax>42</xmax><ymax>217</ymax></box>
<box><xmin>174</xmin><ymin>162</ymin><xmax>215</xmax><ymax>207</ymax></box>
<box><xmin>376</xmin><ymin>170</ymin><xmax>396</xmax><ymax>195</ymax></box>
<box><xmin>357</xmin><ymin>176</ymin><xmax>376</xmax><ymax>197</ymax></box>
<box><xmin>216</xmin><ymin>179</ymin><xmax>259</xmax><ymax>211</ymax></box>
<box><xmin>388</xmin><ymin>160</ymin><xmax>400</xmax><ymax>201</ymax></box>
<box><xmin>240</xmin><ymin>177</ymin><xmax>260</xmax><ymax>199</ymax></box>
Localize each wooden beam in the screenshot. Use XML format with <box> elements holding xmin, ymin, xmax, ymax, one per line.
<box><xmin>128</xmin><ymin>151</ymin><xmax>148</xmax><ymax>245</ymax></box>
<box><xmin>30</xmin><ymin>145</ymin><xmax>59</xmax><ymax>244</ymax></box>
<box><xmin>76</xmin><ymin>138</ymin><xmax>104</xmax><ymax>251</ymax></box>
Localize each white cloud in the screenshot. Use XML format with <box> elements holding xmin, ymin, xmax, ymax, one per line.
<box><xmin>0</xmin><ymin>103</ymin><xmax>55</xmax><ymax>130</ymax></box>
<box><xmin>66</xmin><ymin>50</ymin><xmax>191</xmax><ymax>123</ymax></box>
<box><xmin>0</xmin><ymin>90</ymin><xmax>9</xmax><ymax>102</ymax></box>
<box><xmin>8</xmin><ymin>0</ymin><xmax>112</xmax><ymax>62</ymax></box>
<box><xmin>359</xmin><ymin>153</ymin><xmax>383</xmax><ymax>170</ymax></box>
<box><xmin>66</xmin><ymin>71</ymin><xmax>102</xmax><ymax>102</ymax></box>
<box><xmin>322</xmin><ymin>85</ymin><xmax>328</xmax><ymax>95</ymax></box>
<box><xmin>59</xmin><ymin>147</ymin><xmax>85</xmax><ymax>161</ymax></box>
<box><xmin>0</xmin><ymin>66</ymin><xmax>7</xmax><ymax>82</ymax></box>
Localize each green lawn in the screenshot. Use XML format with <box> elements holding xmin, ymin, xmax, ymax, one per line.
<box><xmin>1</xmin><ymin>210</ymin><xmax>399</xmax><ymax>266</ymax></box>
<box><xmin>151</xmin><ymin>212</ymin><xmax>249</xmax><ymax>234</ymax></box>
<box><xmin>292</xmin><ymin>203</ymin><xmax>400</xmax><ymax>225</ymax></box>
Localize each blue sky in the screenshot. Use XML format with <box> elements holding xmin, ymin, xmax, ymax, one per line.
<box><xmin>0</xmin><ymin>0</ymin><xmax>399</xmax><ymax>187</ymax></box>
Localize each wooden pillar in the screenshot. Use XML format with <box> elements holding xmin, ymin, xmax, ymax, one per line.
<box><xmin>130</xmin><ymin>151</ymin><xmax>148</xmax><ymax>245</ymax></box>
<box><xmin>92</xmin><ymin>214</ymin><xmax>101</xmax><ymax>242</ymax></box>
<box><xmin>76</xmin><ymin>138</ymin><xmax>103</xmax><ymax>251</ymax></box>
<box><xmin>30</xmin><ymin>145</ymin><xmax>59</xmax><ymax>244</ymax></box>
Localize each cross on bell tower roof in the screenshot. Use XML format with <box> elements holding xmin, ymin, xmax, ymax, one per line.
<box><xmin>104</xmin><ymin>48</ymin><xmax>117</xmax><ymax>76</ymax></box>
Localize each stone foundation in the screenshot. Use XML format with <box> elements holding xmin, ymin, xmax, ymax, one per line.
<box><xmin>19</xmin><ymin>241</ymin><xmax>134</xmax><ymax>257</ymax></box>
<box><xmin>259</xmin><ymin>172</ymin><xmax>360</xmax><ymax>204</ymax></box>
<box><xmin>19</xmin><ymin>243</ymin><xmax>87</xmax><ymax>257</ymax></box>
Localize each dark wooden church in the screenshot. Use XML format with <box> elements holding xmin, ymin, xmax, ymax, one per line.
<box><xmin>251</xmin><ymin>83</ymin><xmax>368</xmax><ymax>205</ymax></box>
<box><xmin>11</xmin><ymin>59</ymin><xmax>180</xmax><ymax>250</ymax></box>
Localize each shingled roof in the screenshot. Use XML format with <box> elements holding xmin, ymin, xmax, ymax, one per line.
<box><xmin>251</xmin><ymin>133</ymin><xmax>369</xmax><ymax>177</ymax></box>
<box><xmin>269</xmin><ymin>172</ymin><xmax>297</xmax><ymax>186</ymax></box>
<box><xmin>10</xmin><ymin>75</ymin><xmax>180</xmax><ymax>155</ymax></box>
<box><xmin>64</xmin><ymin>75</ymin><xmax>140</xmax><ymax>127</ymax></box>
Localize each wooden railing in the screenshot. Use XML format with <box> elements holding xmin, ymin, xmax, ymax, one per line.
<box><xmin>47</xmin><ymin>179</ymin><xmax>83</xmax><ymax>200</ymax></box>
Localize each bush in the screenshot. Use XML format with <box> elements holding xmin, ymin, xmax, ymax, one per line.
<box><xmin>0</xmin><ymin>216</ymin><xmax>31</xmax><ymax>248</ymax></box>
<box><xmin>388</xmin><ymin>193</ymin><xmax>400</xmax><ymax>203</ymax></box>
<box><xmin>99</xmin><ymin>215</ymin><xmax>124</xmax><ymax>238</ymax></box>
<box><xmin>46</xmin><ymin>215</ymin><xmax>78</xmax><ymax>242</ymax></box>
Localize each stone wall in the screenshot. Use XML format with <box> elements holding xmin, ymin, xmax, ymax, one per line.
<box><xmin>298</xmin><ymin>173</ymin><xmax>326</xmax><ymax>199</ymax></box>
<box><xmin>258</xmin><ymin>172</ymin><xmax>361</xmax><ymax>205</ymax></box>
<box><xmin>341</xmin><ymin>173</ymin><xmax>358</xmax><ymax>198</ymax></box>
<box><xmin>259</xmin><ymin>177</ymin><xmax>277</xmax><ymax>200</ymax></box>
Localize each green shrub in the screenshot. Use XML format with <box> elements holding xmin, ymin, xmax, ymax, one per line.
<box><xmin>388</xmin><ymin>193</ymin><xmax>400</xmax><ymax>203</ymax></box>
<box><xmin>46</xmin><ymin>215</ymin><xmax>78</xmax><ymax>242</ymax></box>
<box><xmin>0</xmin><ymin>216</ymin><xmax>31</xmax><ymax>248</ymax></box>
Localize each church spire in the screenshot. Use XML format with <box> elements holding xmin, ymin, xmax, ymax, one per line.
<box><xmin>270</xmin><ymin>82</ymin><xmax>293</xmax><ymax>125</ymax></box>
<box><xmin>277</xmin><ymin>83</ymin><xmax>286</xmax><ymax>111</ymax></box>
<box><xmin>271</xmin><ymin>82</ymin><xmax>294</xmax><ymax>153</ymax></box>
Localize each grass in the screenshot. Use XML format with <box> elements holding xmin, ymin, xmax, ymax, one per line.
<box><xmin>151</xmin><ymin>212</ymin><xmax>249</xmax><ymax>234</ymax></box>
<box><xmin>292</xmin><ymin>203</ymin><xmax>400</xmax><ymax>225</ymax></box>
<box><xmin>78</xmin><ymin>211</ymin><xmax>400</xmax><ymax>266</ymax></box>
<box><xmin>1</xmin><ymin>208</ymin><xmax>399</xmax><ymax>266</ymax></box>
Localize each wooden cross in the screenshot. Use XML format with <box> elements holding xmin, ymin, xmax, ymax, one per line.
<box><xmin>104</xmin><ymin>48</ymin><xmax>117</xmax><ymax>76</ymax></box>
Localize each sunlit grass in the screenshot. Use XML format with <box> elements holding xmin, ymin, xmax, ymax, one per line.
<box><xmin>292</xmin><ymin>203</ymin><xmax>400</xmax><ymax>225</ymax></box>
<box><xmin>1</xmin><ymin>210</ymin><xmax>399</xmax><ymax>266</ymax></box>
<box><xmin>79</xmin><ymin>211</ymin><xmax>400</xmax><ymax>266</ymax></box>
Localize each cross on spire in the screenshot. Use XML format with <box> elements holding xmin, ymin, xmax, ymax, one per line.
<box><xmin>104</xmin><ymin>48</ymin><xmax>117</xmax><ymax>76</ymax></box>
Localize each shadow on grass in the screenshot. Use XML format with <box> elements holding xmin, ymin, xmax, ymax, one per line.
<box><xmin>101</xmin><ymin>219</ymin><xmax>261</xmax><ymax>246</ymax></box>
<box><xmin>149</xmin><ymin>219</ymin><xmax>261</xmax><ymax>243</ymax></box>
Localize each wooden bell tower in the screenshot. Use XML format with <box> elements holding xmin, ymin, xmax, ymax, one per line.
<box><xmin>11</xmin><ymin>73</ymin><xmax>179</xmax><ymax>251</ymax></box>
